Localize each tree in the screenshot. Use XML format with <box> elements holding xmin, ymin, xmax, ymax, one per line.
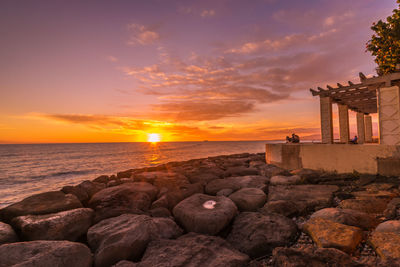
<box><xmin>366</xmin><ymin>0</ymin><xmax>400</xmax><ymax>75</ymax></box>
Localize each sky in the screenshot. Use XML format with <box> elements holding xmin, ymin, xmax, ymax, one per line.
<box><xmin>0</xmin><ymin>0</ymin><xmax>398</xmax><ymax>143</ymax></box>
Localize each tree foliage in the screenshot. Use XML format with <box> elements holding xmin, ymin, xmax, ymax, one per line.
<box><xmin>366</xmin><ymin>0</ymin><xmax>400</xmax><ymax>75</ymax></box>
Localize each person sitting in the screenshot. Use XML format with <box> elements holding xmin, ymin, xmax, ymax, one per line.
<box><xmin>292</xmin><ymin>133</ymin><xmax>300</xmax><ymax>143</ymax></box>
<box><xmin>286</xmin><ymin>136</ymin><xmax>292</xmax><ymax>143</ymax></box>
<box><xmin>349</xmin><ymin>135</ymin><xmax>358</xmax><ymax>144</ymax></box>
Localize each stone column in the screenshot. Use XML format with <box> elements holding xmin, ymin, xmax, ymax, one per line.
<box><xmin>377</xmin><ymin>86</ymin><xmax>400</xmax><ymax>145</ymax></box>
<box><xmin>320</xmin><ymin>97</ymin><xmax>333</xmax><ymax>144</ymax></box>
<box><xmin>338</xmin><ymin>104</ymin><xmax>350</xmax><ymax>143</ymax></box>
<box><xmin>364</xmin><ymin>115</ymin><xmax>373</xmax><ymax>142</ymax></box>
<box><xmin>356</xmin><ymin>112</ymin><xmax>365</xmax><ymax>144</ymax></box>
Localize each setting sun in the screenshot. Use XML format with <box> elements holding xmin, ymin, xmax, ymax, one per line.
<box><xmin>147</xmin><ymin>133</ymin><xmax>161</xmax><ymax>143</ymax></box>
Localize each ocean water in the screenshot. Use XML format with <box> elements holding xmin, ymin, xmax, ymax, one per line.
<box><xmin>0</xmin><ymin>141</ymin><xmax>272</xmax><ymax>208</ymax></box>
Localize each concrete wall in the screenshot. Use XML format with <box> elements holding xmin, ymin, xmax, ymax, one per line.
<box><xmin>266</xmin><ymin>143</ymin><xmax>400</xmax><ymax>175</ymax></box>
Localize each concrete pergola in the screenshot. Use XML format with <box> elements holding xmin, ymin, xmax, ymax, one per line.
<box><xmin>310</xmin><ymin>71</ymin><xmax>400</xmax><ymax>145</ymax></box>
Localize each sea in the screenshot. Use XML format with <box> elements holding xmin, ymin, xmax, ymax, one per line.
<box><xmin>0</xmin><ymin>141</ymin><xmax>274</xmax><ymax>208</ymax></box>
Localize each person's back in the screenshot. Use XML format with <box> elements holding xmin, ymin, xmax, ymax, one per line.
<box><xmin>292</xmin><ymin>134</ymin><xmax>300</xmax><ymax>143</ymax></box>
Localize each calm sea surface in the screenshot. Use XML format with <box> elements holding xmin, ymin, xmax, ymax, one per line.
<box><xmin>0</xmin><ymin>141</ymin><xmax>273</xmax><ymax>208</ymax></box>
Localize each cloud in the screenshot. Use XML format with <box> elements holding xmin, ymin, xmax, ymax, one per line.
<box><xmin>178</xmin><ymin>6</ymin><xmax>216</xmax><ymax>17</ymax></box>
<box><xmin>32</xmin><ymin>112</ymin><xmax>320</xmax><ymax>141</ymax></box>
<box><xmin>127</xmin><ymin>24</ymin><xmax>160</xmax><ymax>46</ymax></box>
<box><xmin>107</xmin><ymin>56</ymin><xmax>118</xmax><ymax>62</ymax></box>
<box><xmin>201</xmin><ymin>9</ymin><xmax>216</xmax><ymax>17</ymax></box>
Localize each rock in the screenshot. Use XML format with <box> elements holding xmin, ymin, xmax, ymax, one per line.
<box><xmin>107</xmin><ymin>179</ymin><xmax>122</xmax><ymax>187</ymax></box>
<box><xmin>87</xmin><ymin>214</ymin><xmax>183</xmax><ymax>267</ymax></box>
<box><xmin>384</xmin><ymin>198</ymin><xmax>400</xmax><ymax>219</ymax></box>
<box><xmin>375</xmin><ymin>220</ymin><xmax>400</xmax><ymax>234</ymax></box>
<box><xmin>224</xmin><ymin>166</ymin><xmax>259</xmax><ymax>177</ymax></box>
<box><xmin>0</xmin><ymin>240</ymin><xmax>92</xmax><ymax>267</ymax></box>
<box><xmin>217</xmin><ymin>188</ymin><xmax>233</xmax><ymax>196</ymax></box>
<box><xmin>364</xmin><ymin>183</ymin><xmax>399</xmax><ymax>192</ymax></box>
<box><xmin>0</xmin><ymin>222</ymin><xmax>18</xmax><ymax>245</ymax></box>
<box><xmin>113</xmin><ymin>260</ymin><xmax>138</xmax><ymax>267</ymax></box>
<box><xmin>290</xmin><ymin>168</ymin><xmax>320</xmax><ymax>182</ymax></box>
<box><xmin>271</xmin><ymin>247</ymin><xmax>363</xmax><ymax>267</ymax></box>
<box><xmin>351</xmin><ymin>190</ymin><xmax>398</xmax><ymax>200</ymax></box>
<box><xmin>270</xmin><ymin>175</ymin><xmax>302</xmax><ymax>185</ymax></box>
<box><xmin>227</xmin><ymin>212</ymin><xmax>298</xmax><ymax>258</ymax></box>
<box><xmin>228</xmin><ymin>188</ymin><xmax>267</xmax><ymax>211</ymax></box>
<box><xmin>0</xmin><ymin>191</ymin><xmax>83</xmax><ymax>223</ymax></box>
<box><xmin>339</xmin><ymin>198</ymin><xmax>390</xmax><ymax>214</ymax></box>
<box><xmin>121</xmin><ymin>178</ymin><xmax>133</xmax><ymax>183</ymax></box>
<box><xmin>149</xmin><ymin>207</ymin><xmax>172</xmax><ymax>218</ymax></box>
<box><xmin>62</xmin><ymin>180</ymin><xmax>105</xmax><ymax>205</ymax></box>
<box><xmin>310</xmin><ymin>208</ymin><xmax>378</xmax><ymax>230</ymax></box>
<box><xmin>93</xmin><ymin>175</ymin><xmax>109</xmax><ymax>184</ymax></box>
<box><xmin>369</xmin><ymin>231</ymin><xmax>400</xmax><ymax>260</ymax></box>
<box><xmin>205</xmin><ymin>176</ymin><xmax>268</xmax><ymax>195</ymax></box>
<box><xmin>186</xmin><ymin>172</ymin><xmax>220</xmax><ymax>184</ymax></box>
<box><xmin>172</xmin><ymin>193</ymin><xmax>237</xmax><ymax>235</ymax></box>
<box><xmin>88</xmin><ymin>183</ymin><xmax>157</xmax><ymax>222</ymax></box>
<box><xmin>134</xmin><ymin>171</ymin><xmax>190</xmax><ymax>191</ymax></box>
<box><xmin>259</xmin><ymin>200</ymin><xmax>299</xmax><ymax>217</ymax></box>
<box><xmin>152</xmin><ymin>183</ymin><xmax>204</xmax><ymax>210</ymax></box>
<box><xmin>302</xmin><ymin>217</ymin><xmax>363</xmax><ymax>253</ymax></box>
<box><xmin>259</xmin><ymin>165</ymin><xmax>289</xmax><ymax>178</ymax></box>
<box><xmin>151</xmin><ymin>194</ymin><xmax>169</xmax><ymax>209</ymax></box>
<box><xmin>117</xmin><ymin>169</ymin><xmax>134</xmax><ymax>179</ymax></box>
<box><xmin>11</xmin><ymin>208</ymin><xmax>94</xmax><ymax>241</ymax></box>
<box><xmin>268</xmin><ymin>185</ymin><xmax>339</xmax><ymax>215</ymax></box>
<box><xmin>138</xmin><ymin>233</ymin><xmax>249</xmax><ymax>267</ymax></box>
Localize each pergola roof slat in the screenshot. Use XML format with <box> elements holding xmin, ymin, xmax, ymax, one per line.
<box><xmin>310</xmin><ymin>72</ymin><xmax>400</xmax><ymax>114</ymax></box>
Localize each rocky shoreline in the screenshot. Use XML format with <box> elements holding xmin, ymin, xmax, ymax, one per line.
<box><xmin>1</xmin><ymin>152</ymin><xmax>400</xmax><ymax>266</ymax></box>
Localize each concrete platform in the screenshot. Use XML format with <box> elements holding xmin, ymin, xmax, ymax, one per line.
<box><xmin>266</xmin><ymin>143</ymin><xmax>400</xmax><ymax>176</ymax></box>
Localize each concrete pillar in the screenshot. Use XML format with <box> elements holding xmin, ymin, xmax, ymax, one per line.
<box><xmin>356</xmin><ymin>112</ymin><xmax>365</xmax><ymax>144</ymax></box>
<box><xmin>377</xmin><ymin>86</ymin><xmax>400</xmax><ymax>145</ymax></box>
<box><xmin>338</xmin><ymin>104</ymin><xmax>350</xmax><ymax>143</ymax></box>
<box><xmin>364</xmin><ymin>115</ymin><xmax>373</xmax><ymax>142</ymax></box>
<box><xmin>320</xmin><ymin>97</ymin><xmax>333</xmax><ymax>144</ymax></box>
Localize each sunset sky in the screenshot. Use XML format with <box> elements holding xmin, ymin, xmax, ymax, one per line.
<box><xmin>0</xmin><ymin>0</ymin><xmax>397</xmax><ymax>143</ymax></box>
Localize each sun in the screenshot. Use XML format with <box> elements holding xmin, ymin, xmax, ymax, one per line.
<box><xmin>147</xmin><ymin>133</ymin><xmax>161</xmax><ymax>143</ymax></box>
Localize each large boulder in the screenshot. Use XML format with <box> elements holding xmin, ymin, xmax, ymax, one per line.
<box><xmin>271</xmin><ymin>247</ymin><xmax>362</xmax><ymax>267</ymax></box>
<box><xmin>369</xmin><ymin>231</ymin><xmax>400</xmax><ymax>261</ymax></box>
<box><xmin>259</xmin><ymin>200</ymin><xmax>298</xmax><ymax>218</ymax></box>
<box><xmin>268</xmin><ymin>185</ymin><xmax>339</xmax><ymax>215</ymax></box>
<box><xmin>137</xmin><ymin>233</ymin><xmax>249</xmax><ymax>267</ymax></box>
<box><xmin>375</xmin><ymin>220</ymin><xmax>400</xmax><ymax>234</ymax></box>
<box><xmin>302</xmin><ymin>217</ymin><xmax>363</xmax><ymax>253</ymax></box>
<box><xmin>338</xmin><ymin>198</ymin><xmax>390</xmax><ymax>214</ymax></box>
<box><xmin>11</xmin><ymin>208</ymin><xmax>94</xmax><ymax>241</ymax></box>
<box><xmin>172</xmin><ymin>193</ymin><xmax>237</xmax><ymax>235</ymax></box>
<box><xmin>205</xmin><ymin>176</ymin><xmax>268</xmax><ymax>195</ymax></box>
<box><xmin>270</xmin><ymin>175</ymin><xmax>302</xmax><ymax>185</ymax></box>
<box><xmin>62</xmin><ymin>180</ymin><xmax>106</xmax><ymax>205</ymax></box>
<box><xmin>384</xmin><ymin>198</ymin><xmax>400</xmax><ymax>219</ymax></box>
<box><xmin>134</xmin><ymin>171</ymin><xmax>190</xmax><ymax>190</ymax></box>
<box><xmin>0</xmin><ymin>222</ymin><xmax>18</xmax><ymax>245</ymax></box>
<box><xmin>259</xmin><ymin>165</ymin><xmax>289</xmax><ymax>178</ymax></box>
<box><xmin>88</xmin><ymin>183</ymin><xmax>158</xmax><ymax>222</ymax></box>
<box><xmin>227</xmin><ymin>212</ymin><xmax>298</xmax><ymax>258</ymax></box>
<box><xmin>224</xmin><ymin>166</ymin><xmax>259</xmax><ymax>177</ymax></box>
<box><xmin>228</xmin><ymin>188</ymin><xmax>267</xmax><ymax>211</ymax></box>
<box><xmin>152</xmin><ymin>183</ymin><xmax>204</xmax><ymax>210</ymax></box>
<box><xmin>0</xmin><ymin>240</ymin><xmax>92</xmax><ymax>267</ymax></box>
<box><xmin>310</xmin><ymin>208</ymin><xmax>379</xmax><ymax>230</ymax></box>
<box><xmin>0</xmin><ymin>191</ymin><xmax>82</xmax><ymax>222</ymax></box>
<box><xmin>87</xmin><ymin>214</ymin><xmax>182</xmax><ymax>267</ymax></box>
